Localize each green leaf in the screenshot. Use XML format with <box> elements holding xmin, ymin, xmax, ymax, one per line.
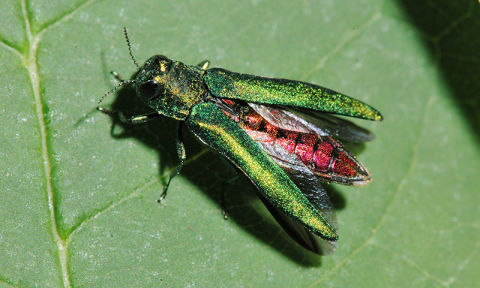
<box><xmin>1</xmin><ymin>0</ymin><xmax>479</xmax><ymax>287</ymax></box>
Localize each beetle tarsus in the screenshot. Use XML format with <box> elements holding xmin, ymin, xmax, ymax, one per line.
<box><xmin>197</xmin><ymin>60</ymin><xmax>210</xmax><ymax>70</ymax></box>
<box><xmin>110</xmin><ymin>71</ymin><xmax>124</xmax><ymax>82</ymax></box>
<box><xmin>97</xmin><ymin>106</ymin><xmax>114</xmax><ymax>115</ymax></box>
<box><xmin>157</xmin><ymin>191</ymin><xmax>167</xmax><ymax>203</ymax></box>
<box><xmin>158</xmin><ymin>123</ymin><xmax>186</xmax><ymax>203</ymax></box>
<box><xmin>125</xmin><ymin>112</ymin><xmax>160</xmax><ymax>124</ymax></box>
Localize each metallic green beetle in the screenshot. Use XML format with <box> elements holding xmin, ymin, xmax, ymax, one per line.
<box><xmin>99</xmin><ymin>29</ymin><xmax>382</xmax><ymax>254</ymax></box>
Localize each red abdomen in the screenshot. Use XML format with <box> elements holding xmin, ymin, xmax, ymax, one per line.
<box><xmin>221</xmin><ymin>99</ymin><xmax>370</xmax><ymax>184</ymax></box>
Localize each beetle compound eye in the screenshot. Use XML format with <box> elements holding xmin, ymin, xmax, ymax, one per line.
<box><xmin>139</xmin><ymin>80</ymin><xmax>159</xmax><ymax>100</ymax></box>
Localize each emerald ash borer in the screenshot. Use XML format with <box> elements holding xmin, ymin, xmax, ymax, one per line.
<box><xmin>99</xmin><ymin>28</ymin><xmax>383</xmax><ymax>255</ymax></box>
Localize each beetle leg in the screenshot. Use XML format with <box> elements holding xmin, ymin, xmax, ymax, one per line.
<box><xmin>97</xmin><ymin>107</ymin><xmax>160</xmax><ymax>124</ymax></box>
<box><xmin>110</xmin><ymin>71</ymin><xmax>124</xmax><ymax>82</ymax></box>
<box><xmin>158</xmin><ymin>122</ymin><xmax>186</xmax><ymax>202</ymax></box>
<box><xmin>197</xmin><ymin>60</ymin><xmax>210</xmax><ymax>70</ymax></box>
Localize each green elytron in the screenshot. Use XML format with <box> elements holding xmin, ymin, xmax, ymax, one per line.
<box><xmin>99</xmin><ymin>29</ymin><xmax>382</xmax><ymax>254</ymax></box>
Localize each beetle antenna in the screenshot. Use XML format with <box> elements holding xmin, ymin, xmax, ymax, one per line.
<box><xmin>97</xmin><ymin>79</ymin><xmax>136</xmax><ymax>104</ymax></box>
<box><xmin>123</xmin><ymin>27</ymin><xmax>139</xmax><ymax>68</ymax></box>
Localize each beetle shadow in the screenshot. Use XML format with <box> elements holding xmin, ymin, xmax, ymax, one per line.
<box><xmin>396</xmin><ymin>0</ymin><xmax>480</xmax><ymax>145</ymax></box>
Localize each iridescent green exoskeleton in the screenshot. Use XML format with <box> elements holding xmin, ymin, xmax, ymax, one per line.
<box><xmin>99</xmin><ymin>29</ymin><xmax>382</xmax><ymax>255</ymax></box>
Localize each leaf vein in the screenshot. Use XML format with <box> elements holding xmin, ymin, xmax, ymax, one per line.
<box><xmin>432</xmin><ymin>1</ymin><xmax>475</xmax><ymax>41</ymax></box>
<box><xmin>0</xmin><ymin>276</ymin><xmax>16</xmax><ymax>288</ymax></box>
<box><xmin>444</xmin><ymin>243</ymin><xmax>480</xmax><ymax>287</ymax></box>
<box><xmin>37</xmin><ymin>0</ymin><xmax>97</xmax><ymax>37</ymax></box>
<box><xmin>0</xmin><ymin>38</ymin><xmax>23</xmax><ymax>57</ymax></box>
<box><xmin>373</xmin><ymin>243</ymin><xmax>447</xmax><ymax>286</ymax></box>
<box><xmin>301</xmin><ymin>7</ymin><xmax>383</xmax><ymax>80</ymax></box>
<box><xmin>66</xmin><ymin>149</ymin><xmax>209</xmax><ymax>242</ymax></box>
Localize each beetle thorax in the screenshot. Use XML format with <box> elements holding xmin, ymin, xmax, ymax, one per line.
<box><xmin>135</xmin><ymin>55</ymin><xmax>207</xmax><ymax>121</ymax></box>
<box><xmin>153</xmin><ymin>62</ymin><xmax>206</xmax><ymax>120</ymax></box>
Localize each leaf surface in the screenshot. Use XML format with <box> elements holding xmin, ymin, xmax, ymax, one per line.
<box><xmin>1</xmin><ymin>0</ymin><xmax>479</xmax><ymax>287</ymax></box>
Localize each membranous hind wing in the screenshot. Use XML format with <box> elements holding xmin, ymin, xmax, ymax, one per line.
<box><xmin>219</xmin><ymin>100</ymin><xmax>371</xmax><ymax>185</ymax></box>
<box><xmin>204</xmin><ymin>68</ymin><xmax>383</xmax><ymax>121</ymax></box>
<box><xmin>251</xmin><ymin>103</ymin><xmax>375</xmax><ymax>143</ymax></box>
<box><xmin>186</xmin><ymin>101</ymin><xmax>338</xmax><ymax>246</ymax></box>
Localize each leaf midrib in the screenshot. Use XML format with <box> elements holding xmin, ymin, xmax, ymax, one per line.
<box><xmin>20</xmin><ymin>0</ymin><xmax>71</xmax><ymax>285</ymax></box>
<box><xmin>13</xmin><ymin>0</ymin><xmax>98</xmax><ymax>287</ymax></box>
